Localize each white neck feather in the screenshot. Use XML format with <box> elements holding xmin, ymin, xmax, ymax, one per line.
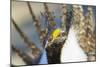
<box><xmin>60</xmin><ymin>26</ymin><xmax>87</xmax><ymax>63</ymax></box>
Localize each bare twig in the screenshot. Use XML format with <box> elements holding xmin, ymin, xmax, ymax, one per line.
<box><xmin>61</xmin><ymin>4</ymin><xmax>67</xmax><ymax>31</ymax></box>
<box><xmin>27</xmin><ymin>2</ymin><xmax>46</xmax><ymax>47</ymax></box>
<box><xmin>72</xmin><ymin>5</ymin><xmax>96</xmax><ymax>61</ymax></box>
<box><xmin>11</xmin><ymin>18</ymin><xmax>40</xmax><ymax>51</ymax></box>
<box><xmin>43</xmin><ymin>3</ymin><xmax>54</xmax><ymax>22</ymax></box>
<box><xmin>12</xmin><ymin>45</ymin><xmax>40</xmax><ymax>65</ymax></box>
